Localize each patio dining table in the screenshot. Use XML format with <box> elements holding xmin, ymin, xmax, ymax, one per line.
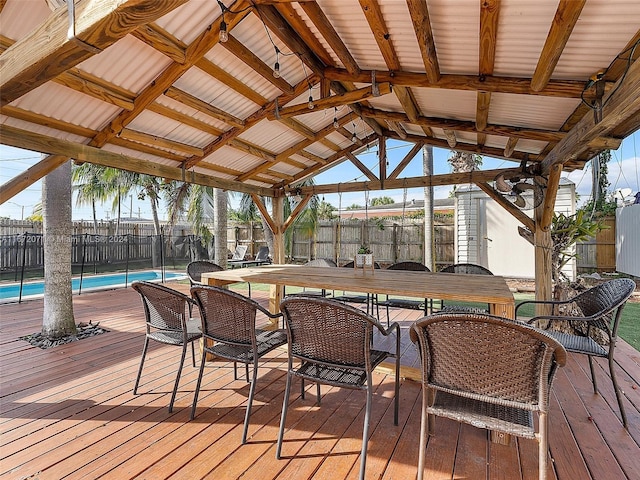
<box><xmin>202</xmin><ymin>264</ymin><xmax>515</xmax><ymax>381</ymax></box>
<box><xmin>202</xmin><ymin>264</ymin><xmax>515</xmax><ymax>319</ymax></box>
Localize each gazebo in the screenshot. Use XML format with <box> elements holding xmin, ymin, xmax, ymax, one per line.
<box><xmin>1</xmin><ymin>0</ymin><xmax>639</xmax><ymax>307</ymax></box>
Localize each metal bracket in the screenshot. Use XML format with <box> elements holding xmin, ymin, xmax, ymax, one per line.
<box><xmin>66</xmin><ymin>0</ymin><xmax>102</xmax><ymax>54</ymax></box>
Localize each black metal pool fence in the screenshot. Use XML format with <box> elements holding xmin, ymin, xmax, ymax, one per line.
<box><xmin>0</xmin><ymin>233</ymin><xmax>209</xmax><ymax>301</ymax></box>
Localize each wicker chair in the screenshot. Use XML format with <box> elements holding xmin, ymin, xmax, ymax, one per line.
<box><xmin>376</xmin><ymin>261</ymin><xmax>432</xmax><ymax>324</ymax></box>
<box><xmin>332</xmin><ymin>260</ymin><xmax>381</xmax><ymax>318</ymax></box>
<box><xmin>277</xmin><ymin>296</ymin><xmax>400</xmax><ymax>480</ymax></box>
<box><xmin>439</xmin><ymin>263</ymin><xmax>494</xmax><ymax>313</ymax></box>
<box><xmin>284</xmin><ymin>258</ymin><xmax>337</xmax><ymax>298</ymax></box>
<box><xmin>186</xmin><ymin>260</ymin><xmax>224</xmax><ymax>286</ymax></box>
<box><xmin>190</xmin><ymin>285</ymin><xmax>287</xmax><ymax>443</ymax></box>
<box><xmin>517</xmin><ymin>278</ymin><xmax>636</xmax><ymax>428</ymax></box>
<box><xmin>410</xmin><ymin>312</ymin><xmax>566</xmax><ymax>480</ymax></box>
<box><xmin>131</xmin><ymin>281</ymin><xmax>202</xmax><ymax>413</ymax></box>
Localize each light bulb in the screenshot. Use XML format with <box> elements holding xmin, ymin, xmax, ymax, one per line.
<box><xmin>273</xmin><ymin>62</ymin><xmax>280</xmax><ymax>78</ymax></box>
<box><xmin>308</xmin><ymin>95</ymin><xmax>314</xmax><ymax>110</ymax></box>
<box><xmin>333</xmin><ymin>117</ymin><xmax>339</xmax><ymax>129</ymax></box>
<box><xmin>219</xmin><ymin>20</ymin><xmax>228</xmax><ymax>43</ymax></box>
<box><xmin>352</xmin><ymin>132</ymin><xmax>357</xmax><ymax>142</ymax></box>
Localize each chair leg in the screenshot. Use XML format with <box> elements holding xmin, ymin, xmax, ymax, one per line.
<box><xmin>358</xmin><ymin>379</ymin><xmax>373</xmax><ymax>480</ymax></box>
<box><xmin>190</xmin><ymin>351</ymin><xmax>208</xmax><ymax>420</ymax></box>
<box><xmin>190</xmin><ymin>339</ymin><xmax>197</xmax><ymax>367</ymax></box>
<box><xmin>587</xmin><ymin>355</ymin><xmax>599</xmax><ymax>393</ymax></box>
<box><xmin>539</xmin><ymin>411</ymin><xmax>548</xmax><ymax>480</ymax></box>
<box><xmin>276</xmin><ymin>371</ymin><xmax>294</xmax><ymax>459</ymax></box>
<box><xmin>133</xmin><ymin>337</ymin><xmax>150</xmax><ymax>395</ymax></box>
<box><xmin>242</xmin><ymin>361</ymin><xmax>258</xmax><ymax>444</ymax></box>
<box><xmin>169</xmin><ymin>343</ymin><xmax>188</xmax><ymax>413</ymax></box>
<box><xmin>417</xmin><ymin>385</ymin><xmax>430</xmax><ymax>480</ymax></box>
<box><xmin>608</xmin><ymin>349</ymin><xmax>628</xmax><ymax>428</ymax></box>
<box><xmin>316</xmin><ymin>383</ymin><xmax>321</xmax><ymax>404</ymax></box>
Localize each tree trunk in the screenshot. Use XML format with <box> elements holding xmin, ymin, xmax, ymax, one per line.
<box><xmin>92</xmin><ymin>200</ymin><xmax>98</xmax><ymax>234</ymax></box>
<box><xmin>42</xmin><ymin>160</ymin><xmax>76</xmax><ymax>338</ymax></box>
<box><xmin>213</xmin><ymin>188</ymin><xmax>228</xmax><ymax>267</ymax></box>
<box><xmin>423</xmin><ymin>145</ymin><xmax>434</xmax><ymax>271</ymax></box>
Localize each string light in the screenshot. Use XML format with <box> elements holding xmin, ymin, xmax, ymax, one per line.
<box><xmin>333</xmin><ymin>107</ymin><xmax>339</xmax><ymax>129</ymax></box>
<box><xmin>308</xmin><ymin>92</ymin><xmax>314</xmax><ymax>110</ymax></box>
<box><xmin>219</xmin><ymin>18</ymin><xmax>228</xmax><ymax>42</ymax></box>
<box><xmin>273</xmin><ymin>47</ymin><xmax>281</xmax><ymax>78</ymax></box>
<box><xmin>351</xmin><ymin>117</ymin><xmax>357</xmax><ymax>142</ymax></box>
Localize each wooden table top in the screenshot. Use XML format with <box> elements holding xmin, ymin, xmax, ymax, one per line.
<box><xmin>202</xmin><ymin>264</ymin><xmax>515</xmax><ymax>307</ymax></box>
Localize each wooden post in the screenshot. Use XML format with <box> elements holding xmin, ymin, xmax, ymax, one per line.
<box><xmin>534</xmin><ymin>202</ymin><xmax>552</xmax><ymax>315</ymax></box>
<box><xmin>269</xmin><ymin>195</ymin><xmax>285</xmax><ymax>315</ymax></box>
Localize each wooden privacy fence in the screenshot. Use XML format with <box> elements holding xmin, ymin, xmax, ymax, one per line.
<box><xmin>575</xmin><ymin>216</ymin><xmax>616</xmax><ymax>274</ymax></box>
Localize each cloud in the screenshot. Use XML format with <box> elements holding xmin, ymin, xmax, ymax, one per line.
<box><xmin>564</xmin><ymin>155</ymin><xmax>639</xmax><ymax>204</ymax></box>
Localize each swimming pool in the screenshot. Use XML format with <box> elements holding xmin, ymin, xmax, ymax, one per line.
<box><xmin>0</xmin><ymin>270</ymin><xmax>186</xmax><ymax>302</ymax></box>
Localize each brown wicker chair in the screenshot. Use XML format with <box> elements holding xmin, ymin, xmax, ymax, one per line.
<box><xmin>186</xmin><ymin>260</ymin><xmax>224</xmax><ymax>286</ymax></box>
<box><xmin>190</xmin><ymin>285</ymin><xmax>287</xmax><ymax>443</ymax></box>
<box><xmin>376</xmin><ymin>261</ymin><xmax>432</xmax><ymax>324</ymax></box>
<box><xmin>276</xmin><ymin>296</ymin><xmax>400</xmax><ymax>480</ymax></box>
<box><xmin>131</xmin><ymin>281</ymin><xmax>202</xmax><ymax>413</ymax></box>
<box><xmin>410</xmin><ymin>312</ymin><xmax>566</xmax><ymax>480</ymax></box>
<box><xmin>517</xmin><ymin>278</ymin><xmax>636</xmax><ymax>428</ymax></box>
<box><xmin>439</xmin><ymin>263</ymin><xmax>494</xmax><ymax>313</ymax></box>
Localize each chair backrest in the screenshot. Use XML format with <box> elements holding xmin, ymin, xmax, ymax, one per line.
<box><xmin>571</xmin><ymin>278</ymin><xmax>635</xmax><ymax>321</ymax></box>
<box><xmin>305</xmin><ymin>258</ymin><xmax>337</xmax><ymax>267</ymax></box>
<box><xmin>231</xmin><ymin>245</ymin><xmax>248</xmax><ymax>260</ymax></box>
<box><xmin>440</xmin><ymin>263</ymin><xmax>493</xmax><ymax>275</ymax></box>
<box><xmin>132</xmin><ymin>281</ymin><xmax>191</xmax><ymax>333</ymax></box>
<box><xmin>187</xmin><ymin>260</ymin><xmax>224</xmax><ymax>285</ymax></box>
<box><xmin>342</xmin><ymin>260</ymin><xmax>381</xmax><ymax>269</ymax></box>
<box><xmin>387</xmin><ymin>261</ymin><xmax>431</xmax><ymax>272</ymax></box>
<box><xmin>280</xmin><ymin>297</ymin><xmax>380</xmax><ymax>369</ymax></box>
<box><xmin>255</xmin><ymin>246</ymin><xmax>270</xmax><ymax>262</ymax></box>
<box><xmin>410</xmin><ymin>312</ymin><xmax>566</xmax><ymax>410</ymax></box>
<box><xmin>191</xmin><ymin>285</ymin><xmax>263</xmax><ymax>345</ymax></box>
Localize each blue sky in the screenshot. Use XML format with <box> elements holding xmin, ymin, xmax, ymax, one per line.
<box><xmin>1</xmin><ymin>132</ymin><xmax>638</xmax><ymax>221</ymax></box>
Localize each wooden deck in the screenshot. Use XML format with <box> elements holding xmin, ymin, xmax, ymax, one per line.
<box><xmin>1</xmin><ymin>284</ymin><xmax>639</xmax><ymax>480</ymax></box>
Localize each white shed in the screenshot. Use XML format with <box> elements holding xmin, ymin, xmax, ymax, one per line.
<box><xmin>454</xmin><ymin>179</ymin><xmax>576</xmax><ymax>280</ymax></box>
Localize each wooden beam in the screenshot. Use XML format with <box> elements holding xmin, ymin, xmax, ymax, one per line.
<box><xmin>534</xmin><ymin>203</ymin><xmax>553</xmax><ymax>309</ymax></box>
<box><xmin>146</xmin><ymin>102</ymin><xmax>225</xmax><ymax>136</ymax></box>
<box><xmin>443</xmin><ymin>130</ymin><xmax>457</xmax><ymax>148</ymax></box>
<box><xmin>130</xmin><ymin>22</ymin><xmax>186</xmax><ymax>64</ymax></box>
<box><xmin>119</xmin><ymin>128</ymin><xmax>204</xmax><ymax>157</ymax></box>
<box><xmin>221</xmin><ymin>34</ymin><xmax>295</xmax><ymax>94</ymax></box>
<box><xmin>0</xmin><ymin>124</ymin><xmax>275</xmax><ymax>197</ymax></box>
<box><xmin>1</xmin><ymin>105</ymin><xmax>96</xmax><ymax>138</ymax></box>
<box><xmin>291</xmin><ymin>166</ymin><xmax>528</xmax><ymax>195</ymax></box>
<box><xmin>251</xmin><ymin>194</ymin><xmax>278</xmax><ymax>234</ymax></box>
<box><xmin>541</xmin><ymin>56</ymin><xmax>640</xmax><ymax>173</ymax></box>
<box><xmin>388</xmin><ymin>142</ymin><xmax>424</xmax><ymax>180</ymax></box>
<box><xmin>406</xmin><ymin>0</ymin><xmax>440</xmax><ymax>83</ymax></box>
<box><xmin>479</xmin><ymin>0</ymin><xmax>500</xmax><ymax>76</ymax></box>
<box><xmin>475</xmin><ymin>181</ymin><xmax>536</xmax><ymax>232</ymax></box>
<box><xmin>109</xmin><ymin>137</ymin><xmax>187</xmax><ymax>162</ymax></box>
<box><xmin>324</xmin><ymin>68</ymin><xmax>590</xmax><ymax>98</ymax></box>
<box><xmin>300</xmin><ymin>1</ymin><xmax>361</xmax><ymax>75</ymax></box>
<box><xmin>359</xmin><ymin>0</ymin><xmax>399</xmax><ymax>70</ymax></box>
<box><xmin>254</xmin><ymin>5</ymin><xmax>326</xmax><ymax>76</ymax></box>
<box><xmin>329</xmin><ymin>81</ymin><xmax>384</xmax><ymax>136</ymax></box>
<box><xmin>503</xmin><ymin>137</ymin><xmax>519</xmax><ymax>158</ymax></box>
<box><xmin>531</xmin><ymin>0</ymin><xmax>586</xmax><ymax>92</ymax></box>
<box><xmin>283</xmin><ymin>194</ymin><xmax>312</xmax><ymax>232</ymax></box>
<box><xmin>379</xmin><ymin>136</ymin><xmax>387</xmax><ymax>188</ymax></box>
<box><xmin>539</xmin><ymin>164</ymin><xmax>563</xmax><ymax>232</ymax></box>
<box><xmin>347</xmin><ymin>153</ymin><xmax>378</xmax><ymax>182</ymax></box>
<box><xmin>476</xmin><ymin>92</ymin><xmax>491</xmax><ymax>131</ymax></box>
<box><xmin>164</xmin><ymin>86</ymin><xmax>245</xmax><ymax>128</ymax></box>
<box><xmin>267</xmin><ymin>83</ymin><xmax>391</xmax><ymax>120</ymax></box>
<box><xmin>1</xmin><ymin>155</ymin><xmax>68</xmax><ymax>205</ymax></box>
<box><xmin>387</xmin><ymin>121</ymin><xmax>407</xmax><ymax>140</ymax></box>
<box><xmin>0</xmin><ymin>0</ymin><xmax>189</xmax><ymax>106</ymax></box>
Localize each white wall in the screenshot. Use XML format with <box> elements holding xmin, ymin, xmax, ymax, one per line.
<box><xmin>616</xmin><ymin>204</ymin><xmax>640</xmax><ymax>277</ymax></box>
<box><xmin>455</xmin><ymin>181</ymin><xmax>576</xmax><ymax>279</ymax></box>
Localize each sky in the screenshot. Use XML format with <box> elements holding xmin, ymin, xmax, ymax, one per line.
<box><xmin>1</xmin><ymin>131</ymin><xmax>638</xmax><ymax>221</ymax></box>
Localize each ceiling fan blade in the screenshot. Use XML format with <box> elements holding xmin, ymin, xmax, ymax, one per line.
<box><xmin>514</xmin><ymin>182</ymin><xmax>537</xmax><ymax>191</ymax></box>
<box><xmin>494</xmin><ymin>173</ymin><xmax>512</xmax><ymax>193</ymax></box>
<box><xmin>514</xmin><ymin>194</ymin><xmax>526</xmax><ymax>208</ymax></box>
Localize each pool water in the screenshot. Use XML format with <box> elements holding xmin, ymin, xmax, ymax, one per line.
<box><xmin>1</xmin><ymin>270</ymin><xmax>186</xmax><ymax>302</ymax></box>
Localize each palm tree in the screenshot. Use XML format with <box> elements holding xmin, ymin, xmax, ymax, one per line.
<box><xmin>72</xmin><ymin>163</ymin><xmax>109</xmax><ymax>234</ymax></box>
<box><xmin>42</xmin><ymin>160</ymin><xmax>76</xmax><ymax>338</ymax></box>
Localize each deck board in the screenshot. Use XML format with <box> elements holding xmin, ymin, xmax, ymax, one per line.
<box><xmin>1</xmin><ymin>284</ymin><xmax>638</xmax><ymax>480</ymax></box>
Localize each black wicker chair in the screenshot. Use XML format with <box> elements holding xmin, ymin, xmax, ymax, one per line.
<box><xmin>410</xmin><ymin>312</ymin><xmax>566</xmax><ymax>480</ymax></box>
<box><xmin>376</xmin><ymin>261</ymin><xmax>432</xmax><ymax>324</ymax></box>
<box><xmin>332</xmin><ymin>260</ymin><xmax>381</xmax><ymax>318</ymax></box>
<box><xmin>131</xmin><ymin>281</ymin><xmax>202</xmax><ymax>413</ymax></box>
<box><xmin>284</xmin><ymin>258</ymin><xmax>337</xmax><ymax>298</ymax></box>
<box><xmin>439</xmin><ymin>263</ymin><xmax>494</xmax><ymax>313</ymax></box>
<box><xmin>277</xmin><ymin>296</ymin><xmax>400</xmax><ymax>480</ymax></box>
<box><xmin>190</xmin><ymin>285</ymin><xmax>287</xmax><ymax>443</ymax></box>
<box><xmin>517</xmin><ymin>278</ymin><xmax>636</xmax><ymax>428</ymax></box>
<box><xmin>186</xmin><ymin>260</ymin><xmax>224</xmax><ymax>286</ymax></box>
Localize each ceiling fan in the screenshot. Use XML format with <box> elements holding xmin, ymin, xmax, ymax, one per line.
<box><xmin>493</xmin><ymin>168</ymin><xmax>544</xmax><ymax>210</ymax></box>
